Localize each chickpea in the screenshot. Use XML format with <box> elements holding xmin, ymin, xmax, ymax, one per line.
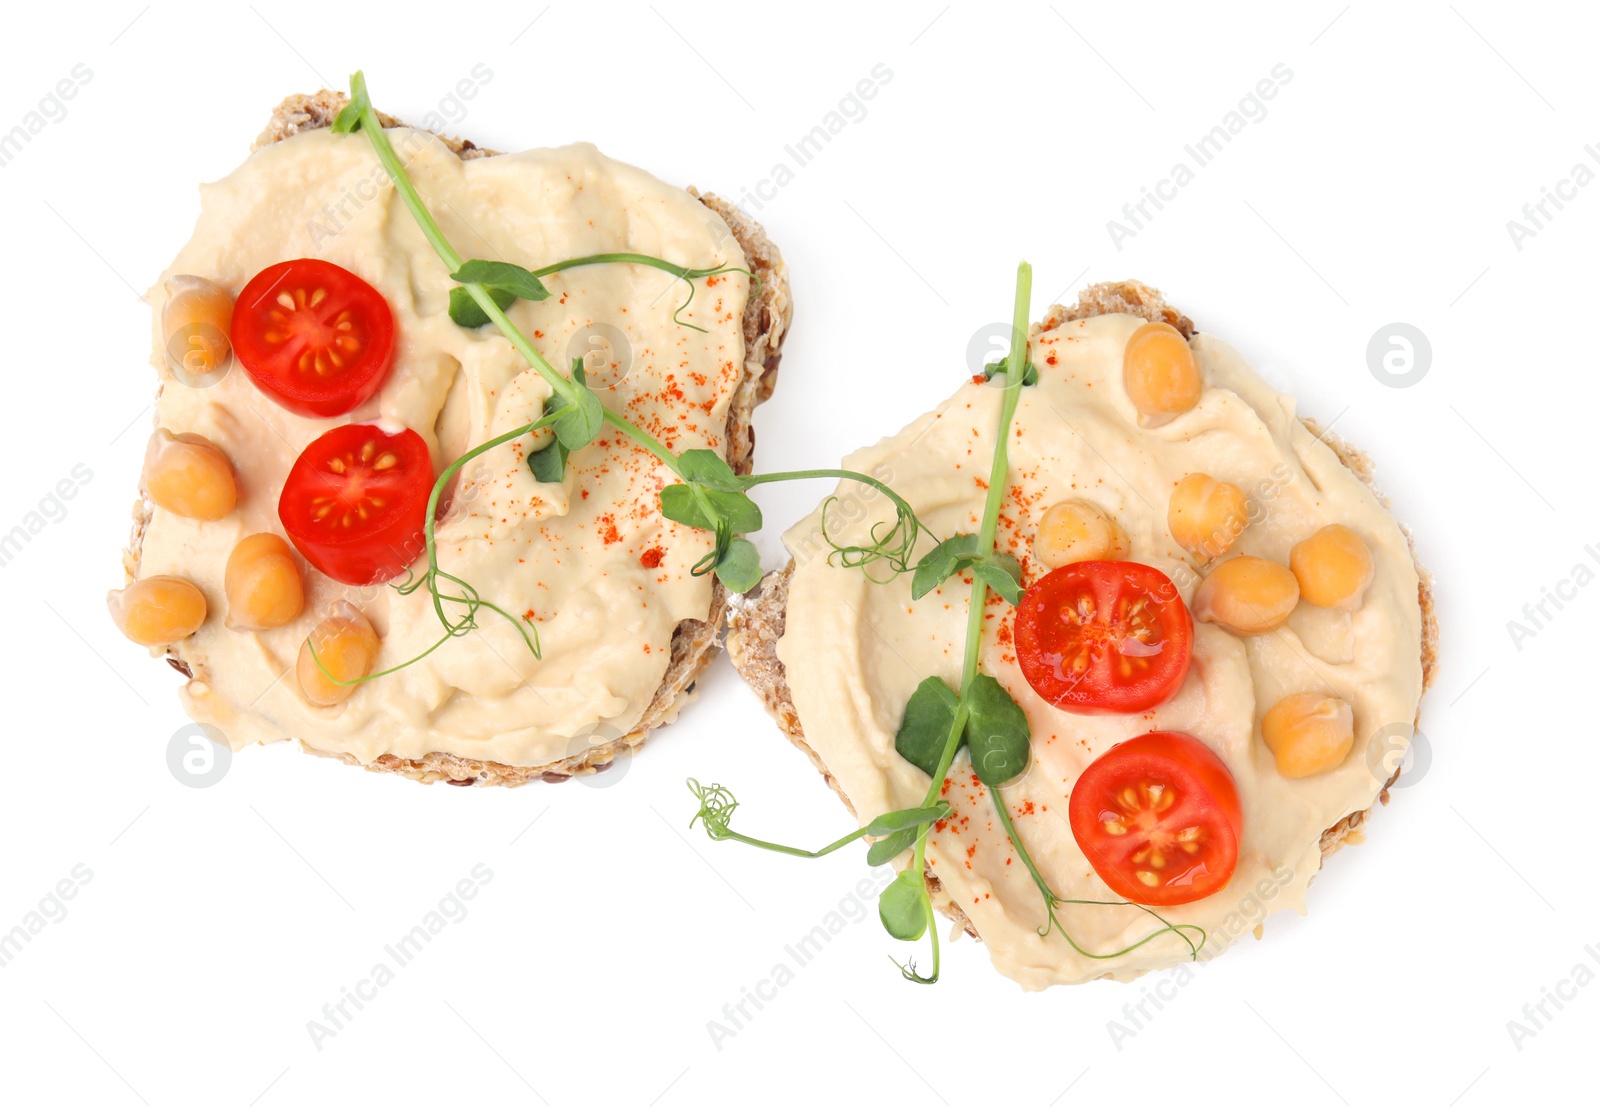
<box><xmin>225</xmin><ymin>534</ymin><xmax>305</xmax><ymax>630</ymax></box>
<box><xmin>107</xmin><ymin>575</ymin><xmax>207</xmax><ymax>647</ymax></box>
<box><xmin>1261</xmin><ymin>692</ymin><xmax>1355</xmax><ymax>778</ymax></box>
<box><xmin>1033</xmin><ymin>499</ymin><xmax>1131</xmax><ymax>568</ymax></box>
<box><xmin>144</xmin><ymin>429</ymin><xmax>237</xmax><ymax>521</ymax></box>
<box><xmin>1123</xmin><ymin>322</ymin><xmax>1202</xmax><ymax>425</ymax></box>
<box><xmin>1168</xmin><ymin>473</ymin><xmax>1249</xmax><ymax>560</ymax></box>
<box><xmin>1290</xmin><ymin>524</ymin><xmax>1374</xmax><ymax>611</ymax></box>
<box><xmin>297</xmin><ymin>605</ymin><xmax>381</xmax><ymax>707</ymax></box>
<box><xmin>162</xmin><ymin>275</ymin><xmax>233</xmax><ymax>383</ymax></box>
<box><xmin>1192</xmin><ymin>555</ymin><xmax>1299</xmax><ymax>635</ymax></box>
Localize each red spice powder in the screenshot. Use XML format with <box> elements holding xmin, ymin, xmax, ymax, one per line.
<box><xmin>640</xmin><ymin>547</ymin><xmax>664</xmax><ymax>568</ymax></box>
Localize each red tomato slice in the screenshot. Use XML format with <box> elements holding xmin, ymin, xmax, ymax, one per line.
<box><xmin>1069</xmin><ymin>731</ymin><xmax>1242</xmax><ymax>906</ymax></box>
<box><xmin>1014</xmin><ymin>561</ymin><xmax>1193</xmax><ymax>714</ymax></box>
<box><xmin>232</xmin><ymin>259</ymin><xmax>395</xmax><ymax>417</ymax></box>
<box><xmin>278</xmin><ymin>424</ymin><xmax>432</xmax><ymax>585</ymax></box>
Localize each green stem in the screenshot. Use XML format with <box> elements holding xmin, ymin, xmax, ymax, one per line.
<box><xmin>905</xmin><ymin>828</ymin><xmax>940</xmax><ymax>984</ymax></box>
<box><xmin>418</xmin><ymin>412</ymin><xmax>556</xmax><ymax>639</ymax></box>
<box><xmin>887</xmin><ymin>264</ymin><xmax>1032</xmax><ymax>984</ymax></box>
<box><xmin>989</xmin><ymin>784</ymin><xmax>1205</xmax><ymax>961</ymax></box>
<box><xmin>963</xmin><ymin>262</ymin><xmax>1032</xmax><ymax>681</ymax></box>
<box><xmin>308</xmin><ymin>626</ymin><xmax>456</xmax><ymax>686</ymax></box>
<box><xmin>354</xmin><ymin>76</ymin><xmax>738</xmax><ymax>456</ymax></box>
<box><xmin>529</xmin><ymin>251</ymin><xmax>754</xmax><ymax>332</ymax></box>
<box><xmin>602</xmin><ymin>408</ymin><xmax>680</xmax><ymax>474</ymax></box>
<box><xmin>743</xmin><ymin>468</ymin><xmax>931</xmax><ymax>531</ymax></box>
<box><xmin>350</xmin><ymin>73</ymin><xmax>577</xmax><ymax>411</ymax></box>
<box><xmin>885</xmin><ymin>665</ymin><xmax>972</xmax><ymax>984</ymax></box>
<box><xmin>713</xmin><ymin>824</ymin><xmax>877</xmax><ymax>860</ymax></box>
<box><xmin>528</xmin><ymin>251</ymin><xmax>742</xmax><ymax>281</ymax></box>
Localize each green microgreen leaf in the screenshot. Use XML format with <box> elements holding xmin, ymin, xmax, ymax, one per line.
<box><xmin>911</xmin><ymin>534</ymin><xmax>980</xmax><ymax>599</ymax></box>
<box><xmin>866</xmin><ymin>827</ymin><xmax>920</xmax><ymax>867</ymax></box>
<box><xmin>864</xmin><ymin>804</ymin><xmax>952</xmax><ymax>838</ymax></box>
<box><xmin>982</xmin><ymin>358</ymin><xmax>1039</xmax><ymax>386</ymax></box>
<box><xmin>658</xmin><ymin>484</ymin><xmax>706</xmax><ymax>530</ymax></box>
<box><xmin>963</xmin><ymin>674</ymin><xmax>1031</xmax><ymax>787</ymax></box>
<box><xmin>331</xmin><ymin>76</ymin><xmax>370</xmax><ymax>134</ymax></box>
<box><xmin>713</xmin><ymin>537</ymin><xmax>763</xmax><ymax>593</ymax></box>
<box><xmin>527</xmin><ymin>361</ymin><xmax>589</xmax><ymax>483</ymax></box>
<box><xmin>912</xmin><ymin>536</ymin><xmax>1024</xmax><ymax>604</ymax></box>
<box><xmin>676</xmin><ymin>448</ymin><xmax>748</xmax><ymax>492</ymax></box>
<box><xmin>450</xmin><ymin>259</ymin><xmax>552</xmax><ymax>302</ymax></box>
<box><xmin>894</xmin><ymin>676</ymin><xmax>960</xmax><ymax>777</ymax></box>
<box><xmin>970</xmin><ymin>552</ymin><xmax>1024</xmax><ymax>606</ymax></box>
<box><xmin>711</xmin><ymin>489</ymin><xmax>762</xmax><ymax>533</ymax></box>
<box><xmin>552</xmin><ymin>382</ymin><xmax>604</xmax><ymax>452</ymax></box>
<box><xmin>659</xmin><ymin>484</ymin><xmax>762</xmax><ymax>534</ymax></box>
<box><xmin>879</xmin><ymin>869</ymin><xmax>930</xmax><ymax>941</ymax></box>
<box><xmin>448</xmin><ymin>258</ymin><xmax>553</xmax><ymax>323</ymax></box>
<box><xmin>527</xmin><ymin>437</ymin><xmax>567</xmax><ymax>483</ymax></box>
<box><xmin>450</xmin><ymin>284</ymin><xmax>516</xmax><ymax>328</ymax></box>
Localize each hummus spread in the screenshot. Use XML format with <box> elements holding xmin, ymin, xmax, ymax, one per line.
<box><xmin>776</xmin><ymin>312</ymin><xmax>1424</xmax><ymax>988</ymax></box>
<box><xmin>138</xmin><ymin>127</ymin><xmax>749</xmax><ymax>767</ymax></box>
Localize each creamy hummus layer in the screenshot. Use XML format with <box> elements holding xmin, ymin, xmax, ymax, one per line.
<box><xmin>777</xmin><ymin>313</ymin><xmax>1423</xmax><ymax>989</ymax></box>
<box><xmin>139</xmin><ymin>127</ymin><xmax>749</xmax><ymax>767</ymax></box>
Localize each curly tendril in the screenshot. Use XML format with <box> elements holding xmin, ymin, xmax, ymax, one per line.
<box><xmin>989</xmin><ymin>784</ymin><xmax>1206</xmax><ymax>962</ymax></box>
<box><xmin>687</xmin><ymin>779</ymin><xmax>740</xmax><ymax>840</ymax></box>
<box><xmin>818</xmin><ymin>495</ymin><xmax>924</xmax><ymax>583</ymax></box>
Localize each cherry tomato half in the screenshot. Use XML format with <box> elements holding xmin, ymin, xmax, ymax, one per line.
<box><xmin>232</xmin><ymin>259</ymin><xmax>395</xmax><ymax>417</ymax></box>
<box><xmin>1014</xmin><ymin>561</ymin><xmax>1193</xmax><ymax>714</ymax></box>
<box><xmin>278</xmin><ymin>424</ymin><xmax>432</xmax><ymax>585</ymax></box>
<box><xmin>1068</xmin><ymin>731</ymin><xmax>1242</xmax><ymax>906</ymax></box>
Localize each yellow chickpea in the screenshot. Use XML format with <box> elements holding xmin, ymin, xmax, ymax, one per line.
<box><xmin>1290</xmin><ymin>524</ymin><xmax>1374</xmax><ymax>611</ymax></box>
<box><xmin>1123</xmin><ymin>322</ymin><xmax>1202</xmax><ymax>425</ymax></box>
<box><xmin>1168</xmin><ymin>473</ymin><xmax>1249</xmax><ymax>560</ymax></box>
<box><xmin>297</xmin><ymin>606</ymin><xmax>381</xmax><ymax>708</ymax></box>
<box><xmin>1261</xmin><ymin>692</ymin><xmax>1355</xmax><ymax>778</ymax></box>
<box><xmin>162</xmin><ymin>275</ymin><xmax>234</xmax><ymax>382</ymax></box>
<box><xmin>225</xmin><ymin>534</ymin><xmax>305</xmax><ymax>630</ymax></box>
<box><xmin>1192</xmin><ymin>555</ymin><xmax>1299</xmax><ymax>635</ymax></box>
<box><xmin>107</xmin><ymin>575</ymin><xmax>208</xmax><ymax>647</ymax></box>
<box><xmin>144</xmin><ymin>429</ymin><xmax>237</xmax><ymax>520</ymax></box>
<box><xmin>1033</xmin><ymin>499</ymin><xmax>1131</xmax><ymax>568</ymax></box>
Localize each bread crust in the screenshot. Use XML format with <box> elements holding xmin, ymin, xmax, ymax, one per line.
<box><xmin>126</xmin><ymin>91</ymin><xmax>792</xmax><ymax>786</ymax></box>
<box><xmin>727</xmin><ymin>280</ymin><xmax>1437</xmax><ymax>944</ymax></box>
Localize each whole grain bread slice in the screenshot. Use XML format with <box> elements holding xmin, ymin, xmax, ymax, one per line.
<box><xmin>126</xmin><ymin>91</ymin><xmax>792</xmax><ymax>786</ymax></box>
<box><xmin>727</xmin><ymin>280</ymin><xmax>1438</xmax><ymax>941</ymax></box>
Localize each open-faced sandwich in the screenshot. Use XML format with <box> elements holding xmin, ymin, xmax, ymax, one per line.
<box><xmin>703</xmin><ymin>269</ymin><xmax>1437</xmax><ymax>988</ymax></box>
<box><xmin>111</xmin><ymin>75</ymin><xmax>790</xmax><ymax>785</ymax></box>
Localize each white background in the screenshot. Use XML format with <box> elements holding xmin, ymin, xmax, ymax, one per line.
<box><xmin>0</xmin><ymin>1</ymin><xmax>1591</xmax><ymax>1109</ymax></box>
